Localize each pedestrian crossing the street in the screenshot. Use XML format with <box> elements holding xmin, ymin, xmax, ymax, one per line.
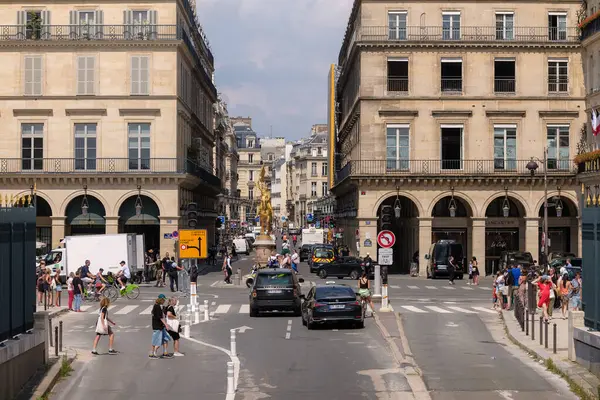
<box><xmin>71</xmin><ymin>301</ymin><xmax>497</xmax><ymax>317</ymax></box>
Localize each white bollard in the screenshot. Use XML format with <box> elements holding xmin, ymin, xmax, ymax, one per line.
<box><xmin>230</xmin><ymin>328</ymin><xmax>237</xmax><ymax>356</ymax></box>
<box><xmin>380</xmin><ymin>284</ymin><xmax>391</xmax><ymax>312</ymax></box>
<box><xmin>204</xmin><ymin>299</ymin><xmax>209</xmax><ymax>321</ymax></box>
<box><xmin>190</xmin><ymin>282</ymin><xmax>197</xmax><ymax>306</ymax></box>
<box><xmin>373</xmin><ymin>264</ymin><xmax>382</xmax><ymax>303</ymax></box>
<box><xmin>227</xmin><ymin>362</ymin><xmax>235</xmax><ymax>394</ymax></box>
<box><xmin>182</xmin><ymin>313</ymin><xmax>190</xmax><ymax>338</ymax></box>
<box><xmin>189</xmin><ymin>292</ymin><xmax>196</xmax><ymax>313</ymax></box>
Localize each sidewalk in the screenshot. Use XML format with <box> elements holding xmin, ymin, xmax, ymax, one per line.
<box><xmin>501</xmin><ymin>309</ymin><xmax>600</xmax><ymax>399</ymax></box>
<box><xmin>35</xmin><ymin>304</ymin><xmax>70</xmax><ymax>318</ymax></box>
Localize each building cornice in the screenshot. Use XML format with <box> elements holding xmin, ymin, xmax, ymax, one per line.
<box><xmin>13</xmin><ymin>109</ymin><xmax>53</xmax><ymax>117</ymax></box>
<box><xmin>119</xmin><ymin>109</ymin><xmax>161</xmax><ymax>117</ymax></box>
<box><xmin>359</xmin><ymin>95</ymin><xmax>586</xmax><ymax>102</ymax></box>
<box><xmin>485</xmin><ymin>110</ymin><xmax>527</xmax><ymax>118</ymax></box>
<box><xmin>0</xmin><ymin>95</ymin><xmax>177</xmax><ymax>101</ymax></box>
<box><xmin>0</xmin><ymin>40</ymin><xmax>180</xmax><ymax>51</ymax></box>
<box><xmin>432</xmin><ymin>110</ymin><xmax>473</xmax><ymax>118</ymax></box>
<box><xmin>379</xmin><ymin>110</ymin><xmax>419</xmax><ymax>117</ymax></box>
<box><xmin>538</xmin><ymin>110</ymin><xmax>580</xmax><ymax>118</ymax></box>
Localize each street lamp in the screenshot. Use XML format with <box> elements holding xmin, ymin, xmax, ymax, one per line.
<box><xmin>502</xmin><ymin>187</ymin><xmax>510</xmax><ymax>218</ymax></box>
<box><xmin>394</xmin><ymin>186</ymin><xmax>402</xmax><ymax>219</ymax></box>
<box><xmin>555</xmin><ymin>187</ymin><xmax>564</xmax><ymax>218</ymax></box>
<box><xmin>134</xmin><ymin>185</ymin><xmax>143</xmax><ymax>217</ymax></box>
<box><xmin>81</xmin><ymin>184</ymin><xmax>89</xmax><ymax>216</ymax></box>
<box><xmin>448</xmin><ymin>187</ymin><xmax>457</xmax><ymax>218</ymax></box>
<box><xmin>526</xmin><ymin>147</ymin><xmax>550</xmax><ymax>272</ymax></box>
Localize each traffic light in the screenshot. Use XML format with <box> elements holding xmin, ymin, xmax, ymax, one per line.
<box><xmin>215</xmin><ymin>217</ymin><xmax>222</xmax><ymax>229</ymax></box>
<box><xmin>380</xmin><ymin>205</ymin><xmax>394</xmax><ymax>231</ymax></box>
<box><xmin>186</xmin><ymin>202</ymin><xmax>198</xmax><ymax>228</ymax></box>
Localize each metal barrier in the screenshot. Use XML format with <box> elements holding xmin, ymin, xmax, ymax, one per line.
<box><xmin>582</xmin><ymin>207</ymin><xmax>600</xmax><ymax>330</ymax></box>
<box><xmin>0</xmin><ymin>193</ymin><xmax>36</xmax><ymax>342</ymax></box>
<box><xmin>514</xmin><ymin>294</ymin><xmax>525</xmax><ymax>331</ymax></box>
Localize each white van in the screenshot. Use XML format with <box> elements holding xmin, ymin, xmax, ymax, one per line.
<box><xmin>233</xmin><ymin>237</ymin><xmax>250</xmax><ymax>255</ymax></box>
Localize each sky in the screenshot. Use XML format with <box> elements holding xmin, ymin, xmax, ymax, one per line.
<box><xmin>196</xmin><ymin>0</ymin><xmax>353</xmax><ymax>140</ymax></box>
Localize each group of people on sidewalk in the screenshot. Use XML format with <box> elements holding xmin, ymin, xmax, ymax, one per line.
<box><xmin>492</xmin><ymin>261</ymin><xmax>583</xmax><ymax>322</ymax></box>
<box><xmin>90</xmin><ymin>293</ymin><xmax>185</xmax><ymax>358</ymax></box>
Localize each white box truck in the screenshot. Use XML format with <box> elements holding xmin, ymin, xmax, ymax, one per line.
<box><xmin>302</xmin><ymin>228</ymin><xmax>324</xmax><ymax>245</ymax></box>
<box><xmin>44</xmin><ymin>233</ymin><xmax>144</xmax><ymax>283</ymax></box>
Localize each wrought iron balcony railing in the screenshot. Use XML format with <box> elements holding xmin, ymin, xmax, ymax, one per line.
<box><xmin>387</xmin><ymin>77</ymin><xmax>408</xmax><ymax>92</ymax></box>
<box><xmin>336</xmin><ymin>159</ymin><xmax>576</xmax><ymax>182</ymax></box>
<box><xmin>494</xmin><ymin>78</ymin><xmax>516</xmax><ymax>93</ymax></box>
<box><xmin>441</xmin><ymin>78</ymin><xmax>463</xmax><ymax>92</ymax></box>
<box><xmin>0</xmin><ymin>24</ymin><xmax>178</xmax><ymax>41</ymax></box>
<box><xmin>0</xmin><ymin>157</ymin><xmax>221</xmax><ymax>187</ymax></box>
<box><xmin>359</xmin><ymin>26</ymin><xmax>579</xmax><ymax>43</ymax></box>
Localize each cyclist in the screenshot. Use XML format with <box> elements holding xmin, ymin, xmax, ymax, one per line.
<box><xmin>358</xmin><ymin>271</ymin><xmax>375</xmax><ymax>315</ymax></box>
<box><xmin>116</xmin><ymin>261</ymin><xmax>131</xmax><ymax>290</ymax></box>
<box><xmin>292</xmin><ymin>235</ymin><xmax>298</xmax><ymax>248</ymax></box>
<box><xmin>94</xmin><ymin>268</ymin><xmax>108</xmax><ymax>298</ymax></box>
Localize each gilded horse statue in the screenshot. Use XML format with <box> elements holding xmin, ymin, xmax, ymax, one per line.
<box><xmin>256</xmin><ymin>165</ymin><xmax>273</xmax><ymax>235</ymax></box>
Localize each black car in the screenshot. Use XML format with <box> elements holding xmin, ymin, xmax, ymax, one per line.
<box><xmin>499</xmin><ymin>251</ymin><xmax>534</xmax><ymax>270</ymax></box>
<box><xmin>314</xmin><ymin>256</ymin><xmax>370</xmax><ymax>280</ymax></box>
<box><xmin>249</xmin><ymin>268</ymin><xmax>304</xmax><ymax>317</ymax></box>
<box><xmin>300</xmin><ymin>244</ymin><xmax>314</xmax><ymax>262</ymax></box>
<box><xmin>301</xmin><ymin>284</ymin><xmax>364</xmax><ymax>329</ymax></box>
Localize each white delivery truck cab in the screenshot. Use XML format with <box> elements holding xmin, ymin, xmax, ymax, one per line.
<box><xmin>301</xmin><ymin>228</ymin><xmax>324</xmax><ymax>245</ymax></box>
<box><xmin>44</xmin><ymin>233</ymin><xmax>144</xmax><ymax>283</ymax></box>
<box><xmin>233</xmin><ymin>237</ymin><xmax>250</xmax><ymax>255</ymax></box>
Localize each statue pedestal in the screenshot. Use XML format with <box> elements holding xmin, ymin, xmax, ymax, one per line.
<box><xmin>254</xmin><ymin>234</ymin><xmax>276</xmax><ymax>266</ymax></box>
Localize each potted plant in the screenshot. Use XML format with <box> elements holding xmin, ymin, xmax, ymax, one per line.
<box><xmin>26</xmin><ymin>12</ymin><xmax>42</xmax><ymax>40</ymax></box>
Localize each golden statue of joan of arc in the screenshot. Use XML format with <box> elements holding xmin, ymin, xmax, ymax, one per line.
<box><xmin>256</xmin><ymin>164</ymin><xmax>273</xmax><ymax>235</ymax></box>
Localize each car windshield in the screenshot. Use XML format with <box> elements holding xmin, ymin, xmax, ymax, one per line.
<box><xmin>256</xmin><ymin>273</ymin><xmax>293</xmax><ymax>286</ymax></box>
<box><xmin>434</xmin><ymin>244</ymin><xmax>463</xmax><ymax>263</ymax></box>
<box><xmin>315</xmin><ymin>287</ymin><xmax>356</xmax><ymax>301</ymax></box>
<box><xmin>314</xmin><ymin>249</ymin><xmax>334</xmax><ymax>258</ymax></box>
<box><xmin>508</xmin><ymin>252</ymin><xmax>533</xmax><ymax>264</ymax></box>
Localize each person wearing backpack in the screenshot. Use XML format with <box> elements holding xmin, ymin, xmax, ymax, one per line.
<box><xmin>570</xmin><ymin>271</ymin><xmax>582</xmax><ymax>311</ymax></box>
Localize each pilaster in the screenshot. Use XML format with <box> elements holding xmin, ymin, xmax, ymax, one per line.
<box><xmin>105</xmin><ymin>216</ymin><xmax>119</xmax><ymax>235</ymax></box>
<box><xmin>418</xmin><ymin>217</ymin><xmax>433</xmax><ymax>277</ymax></box>
<box><xmin>50</xmin><ymin>216</ymin><xmax>66</xmax><ymax>249</ymax></box>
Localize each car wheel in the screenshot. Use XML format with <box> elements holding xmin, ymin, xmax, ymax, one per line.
<box><xmin>250</xmin><ymin>307</ymin><xmax>259</xmax><ymax>317</ymax></box>
<box><xmin>355</xmin><ymin>320</ymin><xmax>365</xmax><ymax>329</ymax></box>
<box><xmin>349</xmin><ymin>270</ymin><xmax>360</xmax><ymax>280</ymax></box>
<box><xmin>307</xmin><ymin>316</ymin><xmax>315</xmax><ymax>330</ymax></box>
<box><xmin>246</xmin><ymin>278</ymin><xmax>254</xmax><ymax>288</ymax></box>
<box><xmin>318</xmin><ymin>269</ymin><xmax>328</xmax><ymax>279</ymax></box>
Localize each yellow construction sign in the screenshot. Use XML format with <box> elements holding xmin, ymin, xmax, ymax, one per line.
<box><xmin>178</xmin><ymin>229</ymin><xmax>208</xmax><ymax>259</ymax></box>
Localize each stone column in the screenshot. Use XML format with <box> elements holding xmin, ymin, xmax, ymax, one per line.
<box><xmin>160</xmin><ymin>216</ymin><xmax>180</xmax><ymax>257</ymax></box>
<box><xmin>471</xmin><ymin>217</ymin><xmax>486</xmax><ymax>267</ymax></box>
<box><xmin>418</xmin><ymin>217</ymin><xmax>433</xmax><ymax>277</ymax></box>
<box><xmin>575</xmin><ymin>217</ymin><xmax>582</xmax><ymax>256</ymax></box>
<box><xmin>525</xmin><ymin>217</ymin><xmax>540</xmax><ymax>262</ymax></box>
<box><xmin>105</xmin><ymin>216</ymin><xmax>119</xmax><ymax>235</ymax></box>
<box><xmin>50</xmin><ymin>216</ymin><xmax>66</xmax><ymax>248</ymax></box>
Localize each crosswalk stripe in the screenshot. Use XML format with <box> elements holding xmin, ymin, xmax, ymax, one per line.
<box><xmin>80</xmin><ymin>305</ymin><xmax>92</xmax><ymax>311</ymax></box>
<box><xmin>479</xmin><ymin>287</ymin><xmax>489</xmax><ymax>291</ymax></box>
<box><xmin>407</xmin><ymin>286</ymin><xmax>419</xmax><ymax>289</ymax></box>
<box><xmin>116</xmin><ymin>305</ymin><xmax>139</xmax><ymax>315</ymax></box>
<box><xmin>447</xmin><ymin>306</ymin><xmax>478</xmax><ymax>314</ymax></box>
<box><xmin>239</xmin><ymin>304</ymin><xmax>249</xmax><ymax>314</ymax></box>
<box><xmin>425</xmin><ymin>306</ymin><xmax>453</xmax><ymax>313</ymax></box>
<box><xmin>425</xmin><ymin>286</ymin><xmax>436</xmax><ymax>289</ymax></box>
<box><xmin>401</xmin><ymin>305</ymin><xmax>428</xmax><ymax>313</ymax></box>
<box><xmin>442</xmin><ymin>287</ymin><xmax>455</xmax><ymax>290</ymax></box>
<box><xmin>462</xmin><ymin>287</ymin><xmax>474</xmax><ymax>290</ymax></box>
<box><xmin>140</xmin><ymin>305</ymin><xmax>153</xmax><ymax>315</ymax></box>
<box><xmin>214</xmin><ymin>304</ymin><xmax>231</xmax><ymax>314</ymax></box>
<box><xmin>390</xmin><ymin>285</ymin><xmax>400</xmax><ymax>289</ymax></box>
<box><xmin>472</xmin><ymin>307</ymin><xmax>498</xmax><ymax>314</ymax></box>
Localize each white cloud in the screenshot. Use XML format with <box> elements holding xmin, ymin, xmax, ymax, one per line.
<box><xmin>195</xmin><ymin>0</ymin><xmax>353</xmax><ymax>139</ymax></box>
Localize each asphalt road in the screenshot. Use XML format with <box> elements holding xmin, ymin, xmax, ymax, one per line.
<box><xmin>48</xmin><ymin>238</ymin><xmax>577</xmax><ymax>399</ymax></box>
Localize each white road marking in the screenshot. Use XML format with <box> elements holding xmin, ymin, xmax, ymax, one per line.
<box><xmin>390</xmin><ymin>285</ymin><xmax>400</xmax><ymax>289</ymax></box>
<box><xmin>462</xmin><ymin>287</ymin><xmax>474</xmax><ymax>290</ymax></box>
<box><xmin>347</xmin><ymin>341</ymin><xmax>364</xmax><ymax>344</ymax></box>
<box><xmin>442</xmin><ymin>286</ymin><xmax>456</xmax><ymax>290</ymax></box>
<box><xmin>447</xmin><ymin>306</ymin><xmax>478</xmax><ymax>314</ymax></box>
<box><xmin>332</xmin><ymin>329</ymin><xmax>339</xmax><ymax>332</ymax></box>
<box><xmin>239</xmin><ymin>304</ymin><xmax>249</xmax><ymax>314</ymax></box>
<box><xmin>444</xmin><ymin>301</ymin><xmax>457</xmax><ymax>304</ymax></box>
<box><xmin>285</xmin><ymin>332</ymin><xmax>291</xmax><ymax>339</ymax></box>
<box><xmin>210</xmin><ymin>281</ymin><xmax>219</xmax><ymax>287</ymax></box>
<box><xmin>211</xmin><ymin>301</ymin><xmax>217</xmax><ymax>306</ymax></box>
<box><xmin>407</xmin><ymin>285</ymin><xmax>419</xmax><ymax>289</ymax></box>
<box><xmin>140</xmin><ymin>305</ymin><xmax>153</xmax><ymax>315</ymax></box>
<box><xmin>425</xmin><ymin>286</ymin><xmax>437</xmax><ymax>289</ymax></box>
<box><xmin>286</xmin><ymin>319</ymin><xmax>292</xmax><ymax>340</ymax></box>
<box><xmin>425</xmin><ymin>306</ymin><xmax>453</xmax><ymax>313</ymax></box>
<box><xmin>115</xmin><ymin>305</ymin><xmax>139</xmax><ymax>315</ymax></box>
<box><xmin>286</xmin><ymin>325</ymin><xmax>292</xmax><ymax>332</ymax></box>
<box><xmin>80</xmin><ymin>305</ymin><xmax>92</xmax><ymax>311</ymax></box>
<box><xmin>401</xmin><ymin>306</ymin><xmax>428</xmax><ymax>313</ymax></box>
<box><xmin>479</xmin><ymin>287</ymin><xmax>489</xmax><ymax>290</ymax></box>
<box><xmin>472</xmin><ymin>307</ymin><xmax>499</xmax><ymax>314</ymax></box>
<box><xmin>214</xmin><ymin>304</ymin><xmax>231</xmax><ymax>314</ymax></box>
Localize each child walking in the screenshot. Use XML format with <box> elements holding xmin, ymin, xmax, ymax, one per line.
<box><xmin>92</xmin><ymin>297</ymin><xmax>117</xmax><ymax>355</ymax></box>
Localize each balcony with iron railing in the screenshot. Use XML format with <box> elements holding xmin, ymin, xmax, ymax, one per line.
<box><xmin>548</xmin><ymin>77</ymin><xmax>569</xmax><ymax>94</ymax></box>
<box><xmin>494</xmin><ymin>78</ymin><xmax>516</xmax><ymax>93</ymax></box>
<box><xmin>387</xmin><ymin>77</ymin><xmax>409</xmax><ymax>92</ymax></box>
<box><xmin>335</xmin><ymin>159</ymin><xmax>576</xmax><ymax>182</ymax></box>
<box><xmin>0</xmin><ymin>24</ymin><xmax>178</xmax><ymax>41</ymax></box>
<box><xmin>441</xmin><ymin>78</ymin><xmax>462</xmax><ymax>92</ymax></box>
<box><xmin>0</xmin><ymin>157</ymin><xmax>221</xmax><ymax>187</ymax></box>
<box><xmin>358</xmin><ymin>26</ymin><xmax>579</xmax><ymax>44</ymax></box>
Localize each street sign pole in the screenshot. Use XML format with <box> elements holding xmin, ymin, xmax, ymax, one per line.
<box><xmin>373</xmin><ymin>264</ymin><xmax>382</xmax><ymax>304</ymax></box>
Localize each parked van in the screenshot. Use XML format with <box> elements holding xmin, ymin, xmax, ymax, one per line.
<box><xmin>233</xmin><ymin>237</ymin><xmax>250</xmax><ymax>255</ymax></box>
<box><xmin>425</xmin><ymin>240</ymin><xmax>465</xmax><ymax>279</ymax></box>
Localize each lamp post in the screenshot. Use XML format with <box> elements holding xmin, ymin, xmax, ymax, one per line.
<box><xmin>526</xmin><ymin>147</ymin><xmax>551</xmax><ymax>273</ymax></box>
<box><xmin>393</xmin><ymin>186</ymin><xmax>402</xmax><ymax>219</ymax></box>
<box><xmin>448</xmin><ymin>187</ymin><xmax>457</xmax><ymax>218</ymax></box>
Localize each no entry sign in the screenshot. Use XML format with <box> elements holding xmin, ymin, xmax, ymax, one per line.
<box><xmin>377</xmin><ymin>230</ymin><xmax>396</xmax><ymax>249</ymax></box>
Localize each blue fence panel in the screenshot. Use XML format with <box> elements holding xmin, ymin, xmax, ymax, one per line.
<box><xmin>582</xmin><ymin>207</ymin><xmax>600</xmax><ymax>330</ymax></box>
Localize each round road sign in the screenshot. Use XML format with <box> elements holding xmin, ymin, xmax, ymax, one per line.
<box><xmin>377</xmin><ymin>230</ymin><xmax>396</xmax><ymax>248</ymax></box>
<box><xmin>180</xmin><ymin>244</ymin><xmax>187</xmax><ymax>251</ymax></box>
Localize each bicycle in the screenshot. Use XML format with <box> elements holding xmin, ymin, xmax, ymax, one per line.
<box><xmin>104</xmin><ymin>276</ymin><xmax>140</xmax><ymax>301</ymax></box>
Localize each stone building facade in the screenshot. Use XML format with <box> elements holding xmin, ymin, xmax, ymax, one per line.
<box><xmin>233</xmin><ymin>118</ymin><xmax>262</xmax><ymax>223</ymax></box>
<box><xmin>332</xmin><ymin>0</ymin><xmax>584</xmax><ymax>275</ymax></box>
<box><xmin>0</xmin><ymin>0</ymin><xmax>221</xmax><ymax>255</ymax></box>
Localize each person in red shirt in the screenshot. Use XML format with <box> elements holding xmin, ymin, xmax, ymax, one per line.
<box><xmin>533</xmin><ymin>275</ymin><xmax>552</xmax><ymax>321</ymax></box>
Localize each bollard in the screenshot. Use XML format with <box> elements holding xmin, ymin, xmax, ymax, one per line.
<box><xmin>54</xmin><ymin>326</ymin><xmax>58</xmax><ymax>357</ymax></box>
<box><xmin>525</xmin><ymin>310</ymin><xmax>529</xmax><ymax>336</ymax></box>
<box><xmin>204</xmin><ymin>299</ymin><xmax>209</xmax><ymax>321</ymax></box>
<box><xmin>182</xmin><ymin>313</ymin><xmax>190</xmax><ymax>338</ymax></box>
<box><xmin>44</xmin><ymin>290</ymin><xmax>47</xmax><ymax>311</ymax></box>
<box><xmin>227</xmin><ymin>362</ymin><xmax>235</xmax><ymax>394</ymax></box>
<box><xmin>553</xmin><ymin>323</ymin><xmax>557</xmax><ymax>354</ymax></box>
<box><xmin>380</xmin><ymin>284</ymin><xmax>390</xmax><ymax>311</ymax></box>
<box><xmin>373</xmin><ymin>265</ymin><xmax>381</xmax><ymax>303</ymax></box>
<box><xmin>59</xmin><ymin>321</ymin><xmax>63</xmax><ymax>353</ymax></box>
<box><xmin>539</xmin><ymin>317</ymin><xmax>543</xmax><ymax>345</ymax></box>
<box><xmin>522</xmin><ymin>307</ymin><xmax>525</xmax><ymax>332</ymax></box>
<box><xmin>190</xmin><ymin>282</ymin><xmax>197</xmax><ymax>306</ymax></box>
<box><xmin>237</xmin><ymin>268</ymin><xmax>241</xmax><ymax>286</ymax></box>
<box><xmin>49</xmin><ymin>318</ymin><xmax>53</xmax><ymax>345</ymax></box>
<box><xmin>230</xmin><ymin>329</ymin><xmax>237</xmax><ymax>356</ymax></box>
<box><xmin>531</xmin><ymin>313</ymin><xmax>535</xmax><ymax>341</ymax></box>
<box><xmin>544</xmin><ymin>321</ymin><xmax>548</xmax><ymax>349</ymax></box>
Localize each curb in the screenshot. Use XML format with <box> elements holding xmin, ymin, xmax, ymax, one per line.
<box><xmin>35</xmin><ymin>307</ymin><xmax>71</xmax><ymax>320</ymax></box>
<box><xmin>499</xmin><ymin>312</ymin><xmax>599</xmax><ymax>400</ymax></box>
<box><xmin>31</xmin><ymin>349</ymin><xmax>77</xmax><ymax>399</ymax></box>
